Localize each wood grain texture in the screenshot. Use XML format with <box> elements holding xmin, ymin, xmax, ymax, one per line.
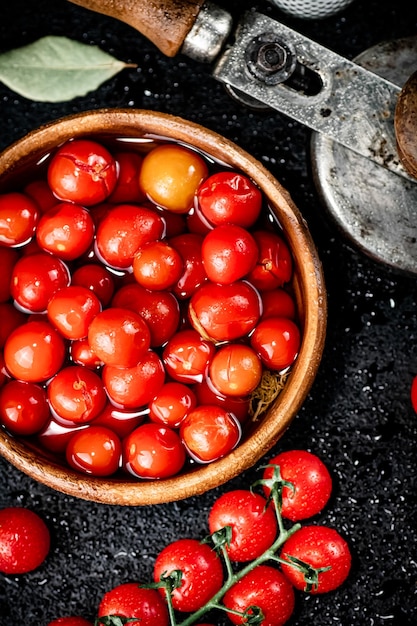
<box><xmin>395</xmin><ymin>70</ymin><xmax>417</xmax><ymax>179</ymax></box>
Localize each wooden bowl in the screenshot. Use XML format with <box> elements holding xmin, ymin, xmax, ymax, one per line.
<box><xmin>0</xmin><ymin>109</ymin><xmax>327</xmax><ymax>505</ymax></box>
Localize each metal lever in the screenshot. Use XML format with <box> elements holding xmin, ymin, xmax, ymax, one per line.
<box><xmin>213</xmin><ymin>11</ymin><xmax>413</xmax><ymax>182</ymax></box>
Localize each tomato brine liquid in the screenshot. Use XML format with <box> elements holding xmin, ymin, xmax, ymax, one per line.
<box><xmin>0</xmin><ymin>131</ymin><xmax>302</xmax><ymax>480</ymax></box>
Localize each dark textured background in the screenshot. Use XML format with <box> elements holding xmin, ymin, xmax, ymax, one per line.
<box><xmin>1</xmin><ymin>0</ymin><xmax>417</xmax><ymax>624</ymax></box>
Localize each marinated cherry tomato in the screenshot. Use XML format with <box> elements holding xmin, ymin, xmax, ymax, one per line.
<box><xmin>223</xmin><ymin>564</ymin><xmax>295</xmax><ymax>626</ymax></box>
<box><xmin>247</xmin><ymin>230</ymin><xmax>293</xmax><ymax>291</ymax></box>
<box><xmin>111</xmin><ymin>283</ymin><xmax>180</xmax><ymax>347</ymax></box>
<box><xmin>149</xmin><ymin>381</ymin><xmax>197</xmax><ymax>427</ymax></box>
<box><xmin>69</xmin><ymin>338</ymin><xmax>102</xmax><ymax>369</ymax></box>
<box><xmin>47</xmin><ymin>139</ymin><xmax>118</xmax><ymax>205</ymax></box>
<box><xmin>10</xmin><ymin>251</ymin><xmax>70</xmax><ymax>313</ymax></box>
<box><xmin>4</xmin><ymin>320</ymin><xmax>66</xmax><ymax>382</ymax></box>
<box><xmin>103</xmin><ymin>350</ymin><xmax>165</xmax><ymax>409</ymax></box>
<box><xmin>153</xmin><ymin>205</ymin><xmax>187</xmax><ymax>238</ymax></box>
<box><xmin>411</xmin><ymin>374</ymin><xmax>417</xmax><ymax>412</ymax></box>
<box><xmin>71</xmin><ymin>263</ymin><xmax>115</xmax><ymax>307</ymax></box>
<box><xmin>262</xmin><ymin>450</ymin><xmax>333</xmax><ymax>521</ymax></box>
<box><xmin>201</xmin><ymin>224</ymin><xmax>258</xmax><ymax>284</ymax></box>
<box><xmin>108</xmin><ymin>150</ymin><xmax>146</xmax><ymax>203</ymax></box>
<box><xmin>189</xmin><ymin>280</ymin><xmax>262</xmax><ymax>342</ymax></box>
<box><xmin>209</xmin><ymin>344</ymin><xmax>262</xmax><ymax>397</ymax></box>
<box><xmin>24</xmin><ymin>179</ymin><xmax>58</xmax><ymax>213</ymax></box>
<box><xmin>168</xmin><ymin>232</ymin><xmax>208</xmax><ymax>300</ymax></box>
<box><xmin>197</xmin><ymin>171</ymin><xmax>262</xmax><ymax>228</ymax></box>
<box><xmin>153</xmin><ymin>538</ymin><xmax>224</xmax><ymax>612</ymax></box>
<box><xmin>186</xmin><ymin>204</ymin><xmax>213</xmax><ymax>236</ymax></box>
<box><xmin>193</xmin><ymin>379</ymin><xmax>250</xmax><ymax>425</ymax></box>
<box><xmin>66</xmin><ymin>425</ymin><xmax>122</xmax><ymax>476</ymax></box>
<box><xmin>0</xmin><ymin>191</ymin><xmax>39</xmax><ymax>246</ymax></box>
<box><xmin>0</xmin><ymin>247</ymin><xmax>19</xmax><ymax>302</ymax></box>
<box><xmin>37</xmin><ymin>417</ymin><xmax>88</xmax><ymax>455</ymax></box>
<box><xmin>162</xmin><ymin>329</ymin><xmax>215</xmax><ymax>384</ymax></box>
<box><xmin>47</xmin><ymin>365</ymin><xmax>107</xmax><ymax>424</ymax></box>
<box><xmin>93</xmin><ymin>404</ymin><xmax>145</xmax><ymax>439</ymax></box>
<box><xmin>98</xmin><ymin>582</ymin><xmax>169</xmax><ymax>626</ymax></box>
<box><xmin>0</xmin><ymin>380</ymin><xmax>50</xmax><ymax>435</ymax></box>
<box><xmin>180</xmin><ymin>404</ymin><xmax>241</xmax><ymax>463</ymax></box>
<box><xmin>0</xmin><ymin>302</ymin><xmax>26</xmax><ymax>349</ymax></box>
<box><xmin>209</xmin><ymin>489</ymin><xmax>278</xmax><ymax>562</ymax></box>
<box><xmin>139</xmin><ymin>144</ymin><xmax>208</xmax><ymax>214</ymax></box>
<box><xmin>47</xmin><ymin>285</ymin><xmax>101</xmax><ymax>340</ymax></box>
<box><xmin>95</xmin><ymin>204</ymin><xmax>164</xmax><ymax>269</ymax></box>
<box><xmin>250</xmin><ymin>316</ymin><xmax>300</xmax><ymax>371</ymax></box>
<box><xmin>0</xmin><ymin>507</ymin><xmax>50</xmax><ymax>575</ymax></box>
<box><xmin>280</xmin><ymin>525</ymin><xmax>352</xmax><ymax>593</ymax></box>
<box><xmin>88</xmin><ymin>307</ymin><xmax>151</xmax><ymax>367</ymax></box>
<box><xmin>123</xmin><ymin>422</ymin><xmax>186</xmax><ymax>479</ymax></box>
<box><xmin>36</xmin><ymin>202</ymin><xmax>95</xmax><ymax>261</ymax></box>
<box><xmin>261</xmin><ymin>288</ymin><xmax>296</xmax><ymax>320</ymax></box>
<box><xmin>132</xmin><ymin>240</ymin><xmax>183</xmax><ymax>290</ymax></box>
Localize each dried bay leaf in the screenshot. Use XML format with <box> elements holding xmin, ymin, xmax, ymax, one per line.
<box><xmin>0</xmin><ymin>36</ymin><xmax>136</xmax><ymax>102</ymax></box>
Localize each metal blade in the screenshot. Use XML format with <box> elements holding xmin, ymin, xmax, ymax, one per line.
<box><xmin>213</xmin><ymin>11</ymin><xmax>414</xmax><ymax>182</ymax></box>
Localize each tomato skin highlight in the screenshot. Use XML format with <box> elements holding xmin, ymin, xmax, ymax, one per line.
<box><xmin>153</xmin><ymin>538</ymin><xmax>224</xmax><ymax>612</ymax></box>
<box><xmin>262</xmin><ymin>450</ymin><xmax>333</xmax><ymax>521</ymax></box>
<box><xmin>223</xmin><ymin>564</ymin><xmax>295</xmax><ymax>626</ymax></box>
<box><xmin>98</xmin><ymin>581</ymin><xmax>169</xmax><ymax>626</ymax></box>
<box><xmin>209</xmin><ymin>489</ymin><xmax>278</xmax><ymax>562</ymax></box>
<box><xmin>280</xmin><ymin>525</ymin><xmax>352</xmax><ymax>593</ymax></box>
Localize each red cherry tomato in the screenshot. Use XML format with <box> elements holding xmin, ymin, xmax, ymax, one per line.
<box><xmin>10</xmin><ymin>251</ymin><xmax>70</xmax><ymax>313</ymax></box>
<box><xmin>95</xmin><ymin>203</ymin><xmax>164</xmax><ymax>269</ymax></box>
<box><xmin>132</xmin><ymin>239</ymin><xmax>183</xmax><ymax>290</ymax></box>
<box><xmin>262</xmin><ymin>450</ymin><xmax>333</xmax><ymax>521</ymax></box>
<box><xmin>168</xmin><ymin>232</ymin><xmax>208</xmax><ymax>299</ymax></box>
<box><xmin>123</xmin><ymin>422</ymin><xmax>186</xmax><ymax>479</ymax></box>
<box><xmin>87</xmin><ymin>307</ymin><xmax>151</xmax><ymax>367</ymax></box>
<box><xmin>112</xmin><ymin>283</ymin><xmax>180</xmax><ymax>347</ymax></box>
<box><xmin>103</xmin><ymin>350</ymin><xmax>165</xmax><ymax>409</ymax></box>
<box><xmin>98</xmin><ymin>582</ymin><xmax>169</xmax><ymax>626</ymax></box>
<box><xmin>280</xmin><ymin>525</ymin><xmax>352</xmax><ymax>593</ymax></box>
<box><xmin>36</xmin><ymin>201</ymin><xmax>95</xmax><ymax>260</ymax></box>
<box><xmin>189</xmin><ymin>280</ymin><xmax>262</xmax><ymax>342</ymax></box>
<box><xmin>69</xmin><ymin>338</ymin><xmax>103</xmax><ymax>369</ymax></box>
<box><xmin>47</xmin><ymin>139</ymin><xmax>118</xmax><ymax>205</ymax></box>
<box><xmin>47</xmin><ymin>285</ymin><xmax>101</xmax><ymax>340</ymax></box>
<box><xmin>208</xmin><ymin>489</ymin><xmax>278</xmax><ymax>562</ymax></box>
<box><xmin>37</xmin><ymin>417</ymin><xmax>88</xmax><ymax>455</ymax></box>
<box><xmin>0</xmin><ymin>302</ymin><xmax>27</xmax><ymax>349</ymax></box>
<box><xmin>108</xmin><ymin>150</ymin><xmax>146</xmax><ymax>203</ymax></box>
<box><xmin>93</xmin><ymin>403</ymin><xmax>145</xmax><ymax>439</ymax></box>
<box><xmin>66</xmin><ymin>425</ymin><xmax>122</xmax><ymax>476</ymax></box>
<box><xmin>0</xmin><ymin>507</ymin><xmax>50</xmax><ymax>574</ymax></box>
<box><xmin>4</xmin><ymin>320</ymin><xmax>66</xmax><ymax>382</ymax></box>
<box><xmin>139</xmin><ymin>143</ymin><xmax>208</xmax><ymax>214</ymax></box>
<box><xmin>162</xmin><ymin>329</ymin><xmax>215</xmax><ymax>384</ymax></box>
<box><xmin>149</xmin><ymin>381</ymin><xmax>197</xmax><ymax>427</ymax></box>
<box><xmin>411</xmin><ymin>374</ymin><xmax>417</xmax><ymax>412</ymax></box>
<box><xmin>0</xmin><ymin>247</ymin><xmax>19</xmax><ymax>302</ymax></box>
<box><xmin>180</xmin><ymin>404</ymin><xmax>241</xmax><ymax>463</ymax></box>
<box><xmin>223</xmin><ymin>564</ymin><xmax>295</xmax><ymax>626</ymax></box>
<box><xmin>0</xmin><ymin>380</ymin><xmax>50</xmax><ymax>435</ymax></box>
<box><xmin>47</xmin><ymin>365</ymin><xmax>107</xmax><ymax>424</ymax></box>
<box><xmin>47</xmin><ymin>617</ymin><xmax>93</xmax><ymax>626</ymax></box>
<box><xmin>250</xmin><ymin>316</ymin><xmax>300</xmax><ymax>371</ymax></box>
<box><xmin>197</xmin><ymin>171</ymin><xmax>262</xmax><ymax>228</ymax></box>
<box><xmin>24</xmin><ymin>179</ymin><xmax>57</xmax><ymax>213</ymax></box>
<box><xmin>0</xmin><ymin>191</ymin><xmax>39</xmax><ymax>246</ymax></box>
<box><xmin>193</xmin><ymin>379</ymin><xmax>250</xmax><ymax>425</ymax></box>
<box><xmin>261</xmin><ymin>288</ymin><xmax>296</xmax><ymax>320</ymax></box>
<box><xmin>247</xmin><ymin>230</ymin><xmax>293</xmax><ymax>291</ymax></box>
<box><xmin>209</xmin><ymin>343</ymin><xmax>262</xmax><ymax>397</ymax></box>
<box><xmin>201</xmin><ymin>224</ymin><xmax>258</xmax><ymax>284</ymax></box>
<box><xmin>153</xmin><ymin>538</ymin><xmax>224</xmax><ymax>612</ymax></box>
<box><xmin>71</xmin><ymin>263</ymin><xmax>115</xmax><ymax>307</ymax></box>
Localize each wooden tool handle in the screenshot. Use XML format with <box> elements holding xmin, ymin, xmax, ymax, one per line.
<box><xmin>68</xmin><ymin>0</ymin><xmax>205</xmax><ymax>57</ymax></box>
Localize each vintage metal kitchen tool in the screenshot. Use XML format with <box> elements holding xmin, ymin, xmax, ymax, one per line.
<box><xmin>68</xmin><ymin>0</ymin><xmax>417</xmax><ymax>272</ymax></box>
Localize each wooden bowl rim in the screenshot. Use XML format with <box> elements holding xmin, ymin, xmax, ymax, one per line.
<box><xmin>0</xmin><ymin>108</ymin><xmax>327</xmax><ymax>505</ymax></box>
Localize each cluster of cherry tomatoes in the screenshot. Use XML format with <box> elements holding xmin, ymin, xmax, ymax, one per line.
<box><xmin>26</xmin><ymin>450</ymin><xmax>349</xmax><ymax>626</ymax></box>
<box><xmin>0</xmin><ymin>135</ymin><xmax>301</xmax><ymax>480</ymax></box>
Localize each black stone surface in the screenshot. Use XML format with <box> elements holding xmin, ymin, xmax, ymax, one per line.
<box><xmin>0</xmin><ymin>1</ymin><xmax>417</xmax><ymax>624</ymax></box>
